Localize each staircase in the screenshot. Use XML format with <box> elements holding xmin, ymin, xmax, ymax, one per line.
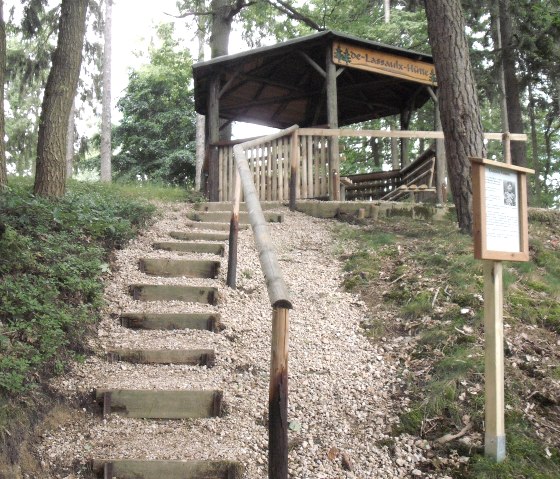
<box><xmin>90</xmin><ymin>202</ymin><xmax>284</xmax><ymax>479</ymax></box>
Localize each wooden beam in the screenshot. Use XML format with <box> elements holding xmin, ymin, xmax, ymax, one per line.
<box><xmin>207</xmin><ymin>75</ymin><xmax>220</xmax><ymax>201</ymax></box>
<box><xmin>298</xmin><ymin>51</ymin><xmax>325</xmax><ymax>77</ymax></box>
<box><xmin>326</xmin><ymin>45</ymin><xmax>340</xmax><ymax>201</ymax></box>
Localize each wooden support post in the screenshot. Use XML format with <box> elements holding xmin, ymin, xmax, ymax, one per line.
<box><xmin>103</xmin><ymin>462</ymin><xmax>114</xmax><ymax>479</ymax></box>
<box><xmin>227</xmin><ymin>170</ymin><xmax>241</xmax><ymax>288</ymax></box>
<box><xmin>326</xmin><ymin>46</ymin><xmax>340</xmax><ymax>201</ymax></box>
<box><xmin>483</xmin><ymin>260</ymin><xmax>506</xmax><ymax>462</ymax></box>
<box><xmin>207</xmin><ymin>75</ymin><xmax>220</xmax><ymax>201</ymax></box>
<box><xmin>269</xmin><ymin>306</ymin><xmax>289</xmax><ymax>479</ymax></box>
<box><xmin>428</xmin><ymin>87</ymin><xmax>447</xmax><ymax>204</ymax></box>
<box><xmin>103</xmin><ymin>391</ymin><xmax>112</xmax><ymax>417</ymax></box>
<box><xmin>503</xmin><ymin>132</ymin><xmax>512</xmax><ymax>165</ymax></box>
<box><xmin>289</xmin><ymin>130</ymin><xmax>298</xmax><ymax>211</ymax></box>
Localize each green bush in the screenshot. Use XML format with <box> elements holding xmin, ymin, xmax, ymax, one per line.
<box><xmin>0</xmin><ymin>180</ymin><xmax>156</xmax><ymax>396</ymax></box>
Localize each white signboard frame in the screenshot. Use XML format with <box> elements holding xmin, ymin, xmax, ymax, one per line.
<box><xmin>471</xmin><ymin>157</ymin><xmax>533</xmax><ymax>262</ymax></box>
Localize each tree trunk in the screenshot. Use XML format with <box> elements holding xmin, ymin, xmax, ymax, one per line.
<box><xmin>425</xmin><ymin>0</ymin><xmax>486</xmax><ymax>234</ymax></box>
<box><xmin>195</xmin><ymin>5</ymin><xmax>205</xmax><ymax>191</ymax></box>
<box><xmin>100</xmin><ymin>0</ymin><xmax>113</xmax><ymax>182</ymax></box>
<box><xmin>0</xmin><ymin>0</ymin><xmax>7</xmax><ymax>190</ymax></box>
<box><xmin>206</xmin><ymin>0</ymin><xmax>236</xmax><ymax>200</ymax></box>
<box><xmin>498</xmin><ymin>0</ymin><xmax>526</xmax><ymax>167</ymax></box>
<box><xmin>34</xmin><ymin>0</ymin><xmax>88</xmax><ymax>198</ymax></box>
<box><xmin>527</xmin><ymin>83</ymin><xmax>541</xmax><ymax>205</ymax></box>
<box><xmin>66</xmin><ymin>99</ymin><xmax>75</xmax><ymax>179</ymax></box>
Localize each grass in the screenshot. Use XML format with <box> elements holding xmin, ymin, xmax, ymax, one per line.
<box><xmin>334</xmin><ymin>211</ymin><xmax>560</xmax><ymax>478</ymax></box>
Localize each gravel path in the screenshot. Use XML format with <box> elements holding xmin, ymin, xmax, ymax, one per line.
<box><xmin>37</xmin><ymin>202</ymin><xmax>448</xmax><ymax>478</ymax></box>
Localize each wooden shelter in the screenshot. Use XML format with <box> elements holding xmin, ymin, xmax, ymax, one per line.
<box><xmin>192</xmin><ymin>30</ymin><xmax>438</xmax><ymax>201</ymax></box>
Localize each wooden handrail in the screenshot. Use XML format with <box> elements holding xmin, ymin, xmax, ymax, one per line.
<box><xmin>228</xmin><ymin>126</ymin><xmax>297</xmax><ymax>479</ymax></box>
<box><xmin>298</xmin><ymin>127</ymin><xmax>528</xmax><ymax>142</ymax></box>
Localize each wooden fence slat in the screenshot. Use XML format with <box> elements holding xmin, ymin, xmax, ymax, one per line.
<box><xmin>261</xmin><ymin>144</ymin><xmax>267</xmax><ymax>201</ymax></box>
<box><xmin>277</xmin><ymin>139</ymin><xmax>284</xmax><ymax>201</ymax></box>
<box><xmin>267</xmin><ymin>142</ymin><xmax>273</xmax><ymax>201</ymax></box>
<box><xmin>272</xmin><ymin>141</ymin><xmax>278</xmax><ymax>201</ymax></box>
<box><xmin>218</xmin><ymin>148</ymin><xmax>224</xmax><ymax>202</ymax></box>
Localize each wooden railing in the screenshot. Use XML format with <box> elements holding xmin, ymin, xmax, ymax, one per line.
<box><xmin>341</xmin><ymin>146</ymin><xmax>437</xmax><ymax>201</ymax></box>
<box><xmin>227</xmin><ymin>126</ymin><xmax>296</xmax><ymax>479</ymax></box>
<box><xmin>215</xmin><ymin>129</ymin><xmax>527</xmax><ymax>204</ymax></box>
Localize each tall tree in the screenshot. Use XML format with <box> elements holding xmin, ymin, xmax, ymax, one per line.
<box><xmin>498</xmin><ymin>0</ymin><xmax>526</xmax><ymax>167</ymax></box>
<box><xmin>424</xmin><ymin>0</ymin><xmax>486</xmax><ymax>233</ymax></box>
<box><xmin>33</xmin><ymin>0</ymin><xmax>89</xmax><ymax>197</ymax></box>
<box><xmin>112</xmin><ymin>24</ymin><xmax>196</xmax><ymax>184</ymax></box>
<box><xmin>0</xmin><ymin>0</ymin><xmax>6</xmax><ymax>190</ymax></box>
<box><xmin>100</xmin><ymin>0</ymin><xmax>112</xmax><ymax>182</ymax></box>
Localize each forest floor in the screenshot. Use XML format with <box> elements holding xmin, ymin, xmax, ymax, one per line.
<box><xmin>2</xmin><ymin>193</ymin><xmax>559</xmax><ymax>478</ymax></box>
<box><xmin>334</xmin><ymin>207</ymin><xmax>560</xmax><ymax>478</ymax></box>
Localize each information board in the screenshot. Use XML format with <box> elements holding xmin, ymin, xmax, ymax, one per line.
<box><xmin>471</xmin><ymin>157</ymin><xmax>533</xmax><ymax>262</ymax></box>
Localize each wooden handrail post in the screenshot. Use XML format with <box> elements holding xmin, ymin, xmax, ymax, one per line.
<box><xmin>269</xmin><ymin>306</ymin><xmax>289</xmax><ymax>479</ymax></box>
<box><xmin>289</xmin><ymin>130</ymin><xmax>298</xmax><ymax>211</ymax></box>
<box><xmin>226</xmin><ymin>170</ymin><xmax>241</xmax><ymax>288</ymax></box>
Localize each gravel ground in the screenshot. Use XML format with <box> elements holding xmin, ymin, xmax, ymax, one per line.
<box><xmin>37</xmin><ymin>202</ymin><xmax>450</xmax><ymax>479</ymax></box>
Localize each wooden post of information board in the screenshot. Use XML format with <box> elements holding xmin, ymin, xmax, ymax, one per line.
<box><xmin>471</xmin><ymin>156</ymin><xmax>533</xmax><ymax>463</ymax></box>
<box><xmin>483</xmin><ymin>260</ymin><xmax>505</xmax><ymax>461</ymax></box>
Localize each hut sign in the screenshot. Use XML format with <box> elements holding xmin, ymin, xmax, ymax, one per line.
<box><xmin>332</xmin><ymin>41</ymin><xmax>437</xmax><ymax>86</ymax></box>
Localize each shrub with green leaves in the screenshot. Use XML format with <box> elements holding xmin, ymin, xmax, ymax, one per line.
<box><xmin>0</xmin><ymin>180</ymin><xmax>155</xmax><ymax>395</ymax></box>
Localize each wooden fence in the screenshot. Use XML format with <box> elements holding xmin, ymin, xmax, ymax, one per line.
<box><xmin>215</xmin><ymin>129</ymin><xmax>527</xmax><ymax>203</ymax></box>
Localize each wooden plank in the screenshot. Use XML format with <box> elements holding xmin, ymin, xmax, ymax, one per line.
<box><xmin>95</xmin><ymin>389</ymin><xmax>223</xmax><ymax>419</ymax></box>
<box><xmin>139</xmin><ymin>258</ymin><xmax>220</xmax><ymax>279</ymax></box>
<box><xmin>107</xmin><ymin>348</ymin><xmax>215</xmax><ymax>367</ymax></box>
<box><xmin>300</xmin><ymin>136</ymin><xmax>308</xmax><ymax>199</ymax></box>
<box><xmin>218</xmin><ymin>144</ymin><xmax>227</xmax><ymax>201</ymax></box>
<box><xmin>91</xmin><ymin>459</ymin><xmax>243</xmax><ymax>479</ymax></box>
<box><xmin>188</xmin><ymin>211</ymin><xmax>283</xmax><ymax>224</ymax></box>
<box><xmin>320</xmin><ymin>136</ymin><xmax>328</xmax><ymax>197</ymax></box>
<box><xmin>307</xmin><ymin>136</ymin><xmax>314</xmax><ymax>197</ymax></box>
<box><xmin>192</xmin><ymin>201</ymin><xmax>284</xmax><ymax>212</ymax></box>
<box><xmin>169</xmin><ymin>231</ymin><xmax>229</xmax><ymax>242</ymax></box>
<box><xmin>272</xmin><ymin>140</ymin><xmax>278</xmax><ymax>201</ymax></box>
<box><xmin>266</xmin><ymin>141</ymin><xmax>273</xmax><ymax>201</ymax></box>
<box><xmin>277</xmin><ymin>138</ymin><xmax>284</xmax><ymax>201</ymax></box>
<box><xmin>283</xmin><ymin>138</ymin><xmax>290</xmax><ymax>203</ymax></box>
<box><xmin>313</xmin><ymin>137</ymin><xmax>320</xmax><ymax>197</ymax></box>
<box><xmin>228</xmin><ymin>146</ymin><xmax>234</xmax><ymax>202</ymax></box>
<box><xmin>120</xmin><ymin>312</ymin><xmax>220</xmax><ymax>331</ymax></box>
<box><xmin>129</xmin><ymin>284</ymin><xmax>217</xmax><ymax>305</ymax></box>
<box><xmin>153</xmin><ymin>241</ymin><xmax>225</xmax><ymax>256</ymax></box>
<box><xmin>188</xmin><ymin>222</ymin><xmax>238</xmax><ymax>232</ymax></box>
<box><xmin>260</xmin><ymin>143</ymin><xmax>267</xmax><ymax>201</ymax></box>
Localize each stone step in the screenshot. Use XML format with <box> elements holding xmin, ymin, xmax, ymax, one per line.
<box><xmin>153</xmin><ymin>241</ymin><xmax>225</xmax><ymax>256</ymax></box>
<box><xmin>120</xmin><ymin>312</ymin><xmax>221</xmax><ymax>331</ymax></box>
<box><xmin>139</xmin><ymin>258</ymin><xmax>220</xmax><ymax>279</ymax></box>
<box><xmin>170</xmin><ymin>231</ymin><xmax>229</xmax><ymax>242</ymax></box>
<box><xmin>91</xmin><ymin>459</ymin><xmax>243</xmax><ymax>479</ymax></box>
<box><xmin>95</xmin><ymin>389</ymin><xmax>223</xmax><ymax>419</ymax></box>
<box><xmin>107</xmin><ymin>348</ymin><xmax>215</xmax><ymax>367</ymax></box>
<box><xmin>188</xmin><ymin>222</ymin><xmax>248</xmax><ymax>232</ymax></box>
<box><xmin>188</xmin><ymin>211</ymin><xmax>284</xmax><ymax>224</ymax></box>
<box><xmin>129</xmin><ymin>284</ymin><xmax>217</xmax><ymax>305</ymax></box>
<box><xmin>194</xmin><ymin>201</ymin><xmax>284</xmax><ymax>212</ymax></box>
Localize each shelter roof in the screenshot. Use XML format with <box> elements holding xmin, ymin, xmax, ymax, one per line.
<box><xmin>192</xmin><ymin>30</ymin><xmax>436</xmax><ymax>129</ymax></box>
